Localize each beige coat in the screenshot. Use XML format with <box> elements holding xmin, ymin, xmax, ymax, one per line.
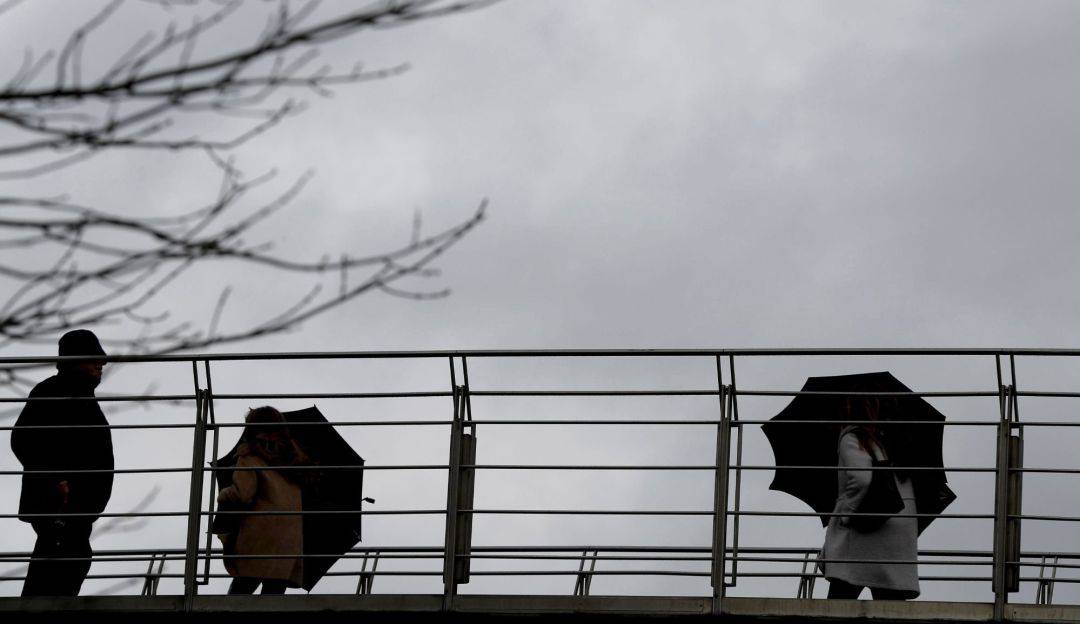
<box><xmin>217</xmin><ymin>450</ymin><xmax>304</xmax><ymax>587</ymax></box>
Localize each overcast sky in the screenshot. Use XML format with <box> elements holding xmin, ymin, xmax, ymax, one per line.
<box><xmin>2</xmin><ymin>0</ymin><xmax>1080</xmax><ymax>604</ymax></box>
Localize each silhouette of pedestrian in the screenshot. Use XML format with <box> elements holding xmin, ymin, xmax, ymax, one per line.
<box><xmin>11</xmin><ymin>329</ymin><xmax>114</xmax><ymax>596</ymax></box>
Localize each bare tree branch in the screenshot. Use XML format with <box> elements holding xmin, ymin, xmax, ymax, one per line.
<box><xmin>0</xmin><ymin>0</ymin><xmax>493</xmax><ymax>391</ymax></box>
<box><xmin>0</xmin><ymin>1</ymin><xmax>497</xmax><ymax>178</ymax></box>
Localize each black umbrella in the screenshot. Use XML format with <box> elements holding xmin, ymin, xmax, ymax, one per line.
<box><xmin>211</xmin><ymin>406</ymin><xmax>366</xmax><ymax>590</ymax></box>
<box><xmin>762</xmin><ymin>371</ymin><xmax>956</xmax><ymax>534</ymax></box>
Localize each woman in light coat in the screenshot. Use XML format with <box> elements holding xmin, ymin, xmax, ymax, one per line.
<box><xmin>218</xmin><ymin>407</ymin><xmax>308</xmax><ymax>594</ymax></box>
<box><xmin>820</xmin><ymin>397</ymin><xmax>919</xmax><ymax>600</ymax></box>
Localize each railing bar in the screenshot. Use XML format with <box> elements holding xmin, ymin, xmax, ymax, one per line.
<box><xmin>729</xmin><ymin>465</ymin><xmax>995</xmax><ymax>472</ymax></box>
<box><xmin>734</xmin><ymin>390</ymin><xmax>998</xmax><ymax>397</ymax></box>
<box><xmin>0</xmin><ymin>468</ymin><xmax>191</xmax><ymax>475</ymax></box>
<box><xmin>462</xmin><ymin>554</ymin><xmax>713</xmax><ymax>561</ymax></box>
<box><xmin>463</xmin><ymin>510</ymin><xmax>714</xmax><ymax>516</ymax></box>
<box><xmin>0</xmin><ymin>423</ymin><xmax>196</xmax><ymax>431</ymax></box>
<box><xmin>0</xmin><ymin>389</ymin><xmax>1057</xmax><ymax>401</ymax></box>
<box><xmin>2</xmin><ymin>572</ymin><xmax>1025</xmax><ymax>581</ymax></box>
<box><xmin>465</xmin><ymin>546</ymin><xmax>1001</xmax><ymax>556</ymax></box>
<box><xmin>212</xmin><ymin>392</ymin><xmax>454</xmax><ymax>399</ymax></box>
<box><xmin>209</xmin><ymin>464</ymin><xmax>445</xmax><ymax>470</ymax></box>
<box><xmin>0</xmin><ymin>395</ymin><xmax>196</xmax><ymax>403</ymax></box>
<box><xmin>0</xmin><ymin>573</ymin><xmax>444</xmax><ymax>581</ymax></box>
<box><xmin>471</xmin><ymin>390</ymin><xmax>719</xmax><ymax>396</ymax></box>
<box><xmin>0</xmin><ymin>421</ymin><xmax>452</xmax><ymax>431</ymax></box>
<box><xmin>1005</xmin><ymin>561</ymin><xmax>1080</xmax><ymax>570</ymax></box>
<box><xmin>722</xmin><ymin>573</ymin><xmax>994</xmax><ymax>581</ymax></box>
<box><xmin>0</xmin><ymin>507</ymin><xmax>1007</xmax><ymax>520</ymax></box>
<box><xmin>0</xmin><ymin>545</ymin><xmax>1019</xmax><ymax>556</ymax></box>
<box><xmin>731</xmin><ymin>419</ymin><xmax>999</xmax><ymax>426</ymax></box>
<box><xmin>0</xmin><ymin>509</ymin><xmax>448</xmax><ymax>518</ymax></box>
<box><xmin>458</xmin><ymin>555</ymin><xmax>995</xmax><ymax>566</ymax></box>
<box><xmin>202</xmin><ymin>509</ymin><xmax>447</xmax><ymax>516</ymax></box>
<box><xmin>471</xmin><ymin>420</ymin><xmax>724</xmax><ymax>425</ymax></box>
<box><xmin>0</xmin><ymin>390</ymin><xmax>1034</xmax><ymax>402</ymax></box>
<box><xmin>729</xmin><ymin>511</ymin><xmax>994</xmax><ymax>519</ymax></box>
<box><xmin>0</xmin><ymin>419</ymin><xmax>1010</xmax><ymax>428</ymax></box>
<box><xmin>469</xmin><ymin>390</ymin><xmax>997</xmax><ymax>397</ymax></box>
<box><xmin>214</xmin><ymin>420</ymin><xmax>451</xmax><ymax>428</ymax></box>
<box><xmin>0</xmin><ymin>464</ymin><xmax>450</xmax><ymax>475</ymax></box>
<box><xmin>446</xmin><ymin>464</ymin><xmax>997</xmax><ymax>472</ymax></box>
<box><xmin>13</xmin><ymin>346</ymin><xmax>1080</xmax><ymax>366</ymax></box>
<box><xmin>469</xmin><ymin>419</ymin><xmax>999</xmax><ymax>426</ymax></box>
<box><xmin>463</xmin><ymin>571</ymin><xmax>711</xmax><ymax>576</ymax></box>
<box><xmin>458</xmin><ymin>510</ymin><xmax>993</xmax><ymax>518</ymax></box>
<box><xmin>997</xmin><ymin>421</ymin><xmax>1080</xmax><ymax>427</ymax></box>
<box><xmin>724</xmin><ymin>556</ymin><xmax>991</xmax><ymax>566</ymax></box>
<box><xmin>1010</xmin><ymin>515</ymin><xmax>1080</xmax><ymax>522</ymax></box>
<box><xmin>0</xmin><ymin>547</ymin><xmax>451</xmax><ymax>556</ymax></box>
<box><xmin>0</xmin><ymin>554</ymin><xmax>449</xmax><ymax>563</ymax></box>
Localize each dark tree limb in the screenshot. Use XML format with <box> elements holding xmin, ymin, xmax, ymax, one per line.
<box><xmin>1</xmin><ymin>0</ymin><xmax>494</xmax><ymax>390</ymax></box>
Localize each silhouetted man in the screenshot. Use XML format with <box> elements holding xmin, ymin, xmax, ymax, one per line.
<box><xmin>11</xmin><ymin>329</ymin><xmax>114</xmax><ymax>596</ymax></box>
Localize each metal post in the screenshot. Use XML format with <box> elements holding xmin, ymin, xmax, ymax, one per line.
<box><xmin>728</xmin><ymin>354</ymin><xmax>742</xmax><ymax>587</ymax></box>
<box><xmin>1005</xmin><ymin>356</ymin><xmax>1023</xmax><ymax>594</ymax></box>
<box><xmin>183</xmin><ymin>387</ymin><xmax>208</xmax><ymax>608</ymax></box>
<box><xmin>574</xmin><ymin>549</ymin><xmax>598</xmax><ymax>596</ymax></box>
<box><xmin>710</xmin><ymin>355</ymin><xmax>732</xmax><ymax>615</ymax></box>
<box><xmin>454</xmin><ymin>357</ymin><xmax>476</xmax><ymax>584</ymax></box>
<box><xmin>142</xmin><ymin>552</ymin><xmax>166</xmax><ymax>596</ymax></box>
<box><xmin>1035</xmin><ymin>556</ymin><xmax>1059</xmax><ymax>605</ymax></box>
<box><xmin>797</xmin><ymin>552</ymin><xmax>817</xmax><ymax>599</ymax></box>
<box><xmin>991</xmin><ymin>356</ymin><xmax>1011</xmax><ymax>621</ymax></box>
<box><xmin>442</xmin><ymin>358</ymin><xmax>464</xmax><ymax>611</ymax></box>
<box><xmin>202</xmin><ymin>360</ymin><xmax>219</xmax><ymax>584</ymax></box>
<box><xmin>356</xmin><ymin>551</ymin><xmax>380</xmax><ymax>595</ymax></box>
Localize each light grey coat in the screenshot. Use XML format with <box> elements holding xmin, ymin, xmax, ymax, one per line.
<box><xmin>819</xmin><ymin>428</ymin><xmax>919</xmax><ymax>597</ymax></box>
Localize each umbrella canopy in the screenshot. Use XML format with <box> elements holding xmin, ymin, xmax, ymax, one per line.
<box><xmin>212</xmin><ymin>406</ymin><xmax>365</xmax><ymax>590</ymax></box>
<box><xmin>762</xmin><ymin>371</ymin><xmax>956</xmax><ymax>533</ymax></box>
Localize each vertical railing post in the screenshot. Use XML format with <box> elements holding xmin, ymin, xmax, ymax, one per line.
<box><xmin>201</xmin><ymin>360</ymin><xmax>219</xmax><ymax>585</ymax></box>
<box><xmin>992</xmin><ymin>356</ymin><xmax>1014</xmax><ymax>621</ymax></box>
<box><xmin>454</xmin><ymin>357</ymin><xmax>476</xmax><ymax>585</ymax></box>
<box><xmin>1006</xmin><ymin>356</ymin><xmax>1024</xmax><ymax>597</ymax></box>
<box><xmin>710</xmin><ymin>355</ymin><xmax>732</xmax><ymax>615</ymax></box>
<box><xmin>183</xmin><ymin>386</ymin><xmax>208</xmax><ymax>608</ymax></box>
<box><xmin>442</xmin><ymin>358</ymin><xmax>464</xmax><ymax>611</ymax></box>
<box><xmin>728</xmin><ymin>354</ymin><xmax>743</xmax><ymax>587</ymax></box>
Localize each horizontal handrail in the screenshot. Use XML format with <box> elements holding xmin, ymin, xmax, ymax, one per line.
<box><xmin>0</xmin><ymin>461</ymin><xmax>1000</xmax><ymax>477</ymax></box>
<box><xmin>7</xmin><ymin>346</ymin><xmax>1080</xmax><ymax>366</ymax></box>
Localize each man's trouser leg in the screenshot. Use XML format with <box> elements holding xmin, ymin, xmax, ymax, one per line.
<box><xmin>22</xmin><ymin>520</ymin><xmax>93</xmax><ymax>597</ymax></box>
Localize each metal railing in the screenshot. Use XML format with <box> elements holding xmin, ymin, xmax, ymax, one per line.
<box><xmin>1</xmin><ymin>348</ymin><xmax>1079</xmax><ymax>619</ymax></box>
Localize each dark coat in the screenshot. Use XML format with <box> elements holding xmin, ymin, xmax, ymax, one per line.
<box><xmin>11</xmin><ymin>372</ymin><xmax>114</xmax><ymax>523</ymax></box>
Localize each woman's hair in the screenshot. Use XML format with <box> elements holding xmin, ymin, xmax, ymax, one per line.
<box><xmin>845</xmin><ymin>384</ymin><xmax>907</xmax><ymax>467</ymax></box>
<box><xmin>846</xmin><ymin>396</ymin><xmax>883</xmax><ymax>453</ymax></box>
<box><xmin>240</xmin><ymin>406</ymin><xmax>308</xmax><ymax>479</ymax></box>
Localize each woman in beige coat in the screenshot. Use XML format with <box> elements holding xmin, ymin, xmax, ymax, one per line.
<box><xmin>218</xmin><ymin>407</ymin><xmax>308</xmax><ymax>595</ymax></box>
